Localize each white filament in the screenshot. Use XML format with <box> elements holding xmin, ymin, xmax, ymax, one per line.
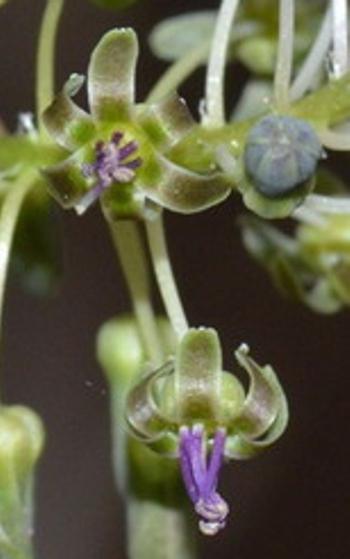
<box><xmin>204</xmin><ymin>0</ymin><xmax>241</xmax><ymax>126</ymax></box>
<box><xmin>331</xmin><ymin>0</ymin><xmax>349</xmax><ymax>78</ymax></box>
<box><xmin>292</xmin><ymin>205</ymin><xmax>326</xmax><ymax>227</ymax></box>
<box><xmin>319</xmin><ymin>129</ymin><xmax>350</xmax><ymax>151</ymax></box>
<box><xmin>303</xmin><ymin>194</ymin><xmax>350</xmax><ymax>215</ymax></box>
<box><xmin>290</xmin><ymin>8</ymin><xmax>332</xmax><ymax>101</ymax></box>
<box><xmin>274</xmin><ymin>0</ymin><xmax>295</xmax><ymax>109</ymax></box>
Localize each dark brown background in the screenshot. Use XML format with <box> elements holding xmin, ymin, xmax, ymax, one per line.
<box><xmin>0</xmin><ymin>1</ymin><xmax>350</xmax><ymax>558</ymax></box>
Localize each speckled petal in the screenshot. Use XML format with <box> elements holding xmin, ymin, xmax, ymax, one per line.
<box><xmin>141</xmin><ymin>154</ymin><xmax>232</xmax><ymax>214</ymax></box>
<box><xmin>138</xmin><ymin>92</ymin><xmax>195</xmax><ymax>149</ymax></box>
<box><xmin>232</xmin><ymin>343</ymin><xmax>280</xmax><ymax>437</ymax></box>
<box><xmin>87</xmin><ymin>28</ymin><xmax>138</xmax><ymax>120</ymax></box>
<box><xmin>41</xmin><ymin>152</ymin><xmax>90</xmax><ymax>210</ymax></box>
<box><xmin>43</xmin><ymin>74</ymin><xmax>95</xmax><ymax>150</ymax></box>
<box><xmin>174</xmin><ymin>329</ymin><xmax>222</xmax><ymax>422</ymax></box>
<box><xmin>125</xmin><ymin>361</ymin><xmax>175</xmax><ymax>442</ymax></box>
<box><xmin>225</xmin><ymin>345</ymin><xmax>288</xmax><ymax>460</ymax></box>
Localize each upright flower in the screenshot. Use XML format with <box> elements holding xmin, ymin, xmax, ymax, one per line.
<box><xmin>42</xmin><ymin>29</ymin><xmax>233</xmax><ymax>220</ymax></box>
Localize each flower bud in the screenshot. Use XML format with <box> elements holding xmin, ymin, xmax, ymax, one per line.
<box><xmin>0</xmin><ymin>405</ymin><xmax>45</xmax><ymax>558</ymax></box>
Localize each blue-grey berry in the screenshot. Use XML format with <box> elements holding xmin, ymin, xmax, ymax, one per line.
<box><xmin>244</xmin><ymin>115</ymin><xmax>323</xmax><ymax>198</ymax></box>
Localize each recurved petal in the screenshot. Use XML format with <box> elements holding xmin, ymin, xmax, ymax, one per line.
<box><xmin>43</xmin><ymin>74</ymin><xmax>96</xmax><ymax>150</ymax></box>
<box><xmin>125</xmin><ymin>361</ymin><xmax>175</xmax><ymax>442</ymax></box>
<box><xmin>137</xmin><ymin>92</ymin><xmax>195</xmax><ymax>150</ymax></box>
<box><xmin>224</xmin><ymin>382</ymin><xmax>288</xmax><ymax>460</ymax></box>
<box><xmin>231</xmin><ymin>344</ymin><xmax>286</xmax><ymax>438</ymax></box>
<box><xmin>41</xmin><ymin>152</ymin><xmax>90</xmax><ymax>210</ymax></box>
<box><xmin>87</xmin><ymin>28</ymin><xmax>138</xmax><ymax>120</ymax></box>
<box><xmin>140</xmin><ymin>154</ymin><xmax>232</xmax><ymax>214</ymax></box>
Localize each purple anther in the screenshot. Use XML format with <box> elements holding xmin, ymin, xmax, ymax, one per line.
<box><xmin>179</xmin><ymin>425</ymin><xmax>229</xmax><ymax>536</ymax></box>
<box><xmin>118</xmin><ymin>140</ymin><xmax>139</xmax><ymax>161</ymax></box>
<box><xmin>78</xmin><ymin>131</ymin><xmax>142</xmax><ymax>214</ymax></box>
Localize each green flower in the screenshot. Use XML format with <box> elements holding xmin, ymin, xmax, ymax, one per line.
<box><xmin>240</xmin><ymin>214</ymin><xmax>350</xmax><ymax>314</ymax></box>
<box><xmin>43</xmin><ymin>28</ymin><xmax>232</xmax><ymax>220</ymax></box>
<box><xmin>125</xmin><ymin>328</ymin><xmax>288</xmax><ymax>533</ymax></box>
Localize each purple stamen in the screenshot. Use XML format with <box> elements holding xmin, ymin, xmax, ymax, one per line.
<box><xmin>179</xmin><ymin>425</ymin><xmax>229</xmax><ymax>536</ymax></box>
<box><xmin>78</xmin><ymin>131</ymin><xmax>142</xmax><ymax>214</ymax></box>
<box><xmin>118</xmin><ymin>140</ymin><xmax>139</xmax><ymax>161</ymax></box>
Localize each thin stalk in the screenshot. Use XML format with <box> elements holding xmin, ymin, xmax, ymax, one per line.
<box><xmin>204</xmin><ymin>0</ymin><xmax>241</xmax><ymax>127</ymax></box>
<box><xmin>290</xmin><ymin>7</ymin><xmax>332</xmax><ymax>101</ymax></box>
<box><xmin>147</xmin><ymin>42</ymin><xmax>210</xmax><ymax>104</ymax></box>
<box><xmin>145</xmin><ymin>214</ymin><xmax>188</xmax><ymax>340</ymax></box>
<box><xmin>109</xmin><ymin>220</ymin><xmax>163</xmax><ymax>365</ymax></box>
<box><xmin>292</xmin><ymin>205</ymin><xmax>326</xmax><ymax>227</ymax></box>
<box><xmin>0</xmin><ymin>172</ymin><xmax>35</xmax><ymax>342</ymax></box>
<box><xmin>274</xmin><ymin>0</ymin><xmax>295</xmax><ymax>110</ymax></box>
<box><xmin>36</xmin><ymin>0</ymin><xmax>65</xmax><ymax>136</ymax></box>
<box><xmin>303</xmin><ymin>194</ymin><xmax>350</xmax><ymax>215</ymax></box>
<box><xmin>127</xmin><ymin>497</ymin><xmax>195</xmax><ymax>559</ymax></box>
<box><xmin>331</xmin><ymin>0</ymin><xmax>348</xmax><ymax>79</ymax></box>
<box><xmin>110</xmin><ymin>387</ymin><xmax>195</xmax><ymax>559</ymax></box>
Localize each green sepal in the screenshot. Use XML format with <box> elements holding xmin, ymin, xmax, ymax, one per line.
<box><xmin>240</xmin><ymin>174</ymin><xmax>313</xmax><ymax>219</ymax></box>
<box><xmin>87</xmin><ymin>28</ymin><xmax>138</xmax><ymax>119</ymax></box>
<box><xmin>43</xmin><ymin>74</ymin><xmax>96</xmax><ymax>150</ymax></box>
<box><xmin>225</xmin><ymin>344</ymin><xmax>288</xmax><ymax>460</ymax></box>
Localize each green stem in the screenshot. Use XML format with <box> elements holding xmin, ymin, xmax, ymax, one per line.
<box><xmin>127</xmin><ymin>497</ymin><xmax>195</xmax><ymax>559</ymax></box>
<box><xmin>0</xmin><ymin>172</ymin><xmax>35</xmax><ymax>342</ymax></box>
<box><xmin>99</xmin><ymin>327</ymin><xmax>196</xmax><ymax>559</ymax></box>
<box><xmin>145</xmin><ymin>214</ymin><xmax>188</xmax><ymax>340</ymax></box>
<box><xmin>36</xmin><ymin>0</ymin><xmax>65</xmax><ymax>136</ymax></box>
<box><xmin>146</xmin><ymin>42</ymin><xmax>210</xmax><ymax>103</ymax></box>
<box><xmin>274</xmin><ymin>0</ymin><xmax>295</xmax><ymax>110</ymax></box>
<box><xmin>204</xmin><ymin>0</ymin><xmax>241</xmax><ymax>126</ymax></box>
<box><xmin>109</xmin><ymin>384</ymin><xmax>195</xmax><ymax>559</ymax></box>
<box><xmin>109</xmin><ymin>220</ymin><xmax>163</xmax><ymax>365</ymax></box>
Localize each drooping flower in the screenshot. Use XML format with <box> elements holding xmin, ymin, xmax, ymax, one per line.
<box><xmin>126</xmin><ymin>328</ymin><xmax>288</xmax><ymax>535</ymax></box>
<box><xmin>42</xmin><ymin>28</ymin><xmax>233</xmax><ymax>220</ymax></box>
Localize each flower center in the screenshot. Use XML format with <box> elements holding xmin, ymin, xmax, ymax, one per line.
<box><xmin>77</xmin><ymin>131</ymin><xmax>142</xmax><ymax>214</ymax></box>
